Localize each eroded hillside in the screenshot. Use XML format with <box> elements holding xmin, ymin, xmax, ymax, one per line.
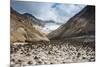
<box><xmin>10</xmin><ymin>8</ymin><xmax>49</xmax><ymax>43</ymax></box>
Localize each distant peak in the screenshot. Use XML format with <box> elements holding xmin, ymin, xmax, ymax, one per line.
<box><xmin>23</xmin><ymin>13</ymin><xmax>34</xmax><ymax>17</ymax></box>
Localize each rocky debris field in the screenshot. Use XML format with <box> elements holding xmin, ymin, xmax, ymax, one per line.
<box><xmin>10</xmin><ymin>39</ymin><xmax>95</xmax><ymax>67</ymax></box>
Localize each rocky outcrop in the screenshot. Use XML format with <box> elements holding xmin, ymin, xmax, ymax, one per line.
<box><xmin>48</xmin><ymin>6</ymin><xmax>95</xmax><ymax>40</ymax></box>
<box><xmin>10</xmin><ymin>8</ymin><xmax>49</xmax><ymax>43</ymax></box>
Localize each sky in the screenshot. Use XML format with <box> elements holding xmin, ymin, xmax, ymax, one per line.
<box><xmin>11</xmin><ymin>0</ymin><xmax>86</xmax><ymax>23</ymax></box>
<box><xmin>11</xmin><ymin>0</ymin><xmax>86</xmax><ymax>32</ymax></box>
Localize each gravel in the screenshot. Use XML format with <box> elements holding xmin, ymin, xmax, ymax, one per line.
<box><xmin>10</xmin><ymin>39</ymin><xmax>95</xmax><ymax>67</ymax></box>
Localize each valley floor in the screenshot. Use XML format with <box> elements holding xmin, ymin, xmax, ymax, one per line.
<box><xmin>10</xmin><ymin>39</ymin><xmax>95</xmax><ymax>67</ymax></box>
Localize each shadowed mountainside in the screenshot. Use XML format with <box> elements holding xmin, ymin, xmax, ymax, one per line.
<box><xmin>48</xmin><ymin>6</ymin><xmax>95</xmax><ymax>40</ymax></box>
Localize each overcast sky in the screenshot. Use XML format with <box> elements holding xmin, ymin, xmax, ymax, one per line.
<box><xmin>11</xmin><ymin>0</ymin><xmax>86</xmax><ymax>23</ymax></box>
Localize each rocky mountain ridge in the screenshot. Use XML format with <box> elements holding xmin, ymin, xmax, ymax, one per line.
<box><xmin>48</xmin><ymin>6</ymin><xmax>95</xmax><ymax>40</ymax></box>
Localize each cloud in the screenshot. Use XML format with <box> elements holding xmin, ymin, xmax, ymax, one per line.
<box><xmin>11</xmin><ymin>1</ymin><xmax>86</xmax><ymax>23</ymax></box>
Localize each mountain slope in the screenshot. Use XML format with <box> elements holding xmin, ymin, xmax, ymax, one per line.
<box><xmin>48</xmin><ymin>6</ymin><xmax>95</xmax><ymax>40</ymax></box>
<box><xmin>23</xmin><ymin>13</ymin><xmax>45</xmax><ymax>26</ymax></box>
<box><xmin>10</xmin><ymin>8</ymin><xmax>49</xmax><ymax>43</ymax></box>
